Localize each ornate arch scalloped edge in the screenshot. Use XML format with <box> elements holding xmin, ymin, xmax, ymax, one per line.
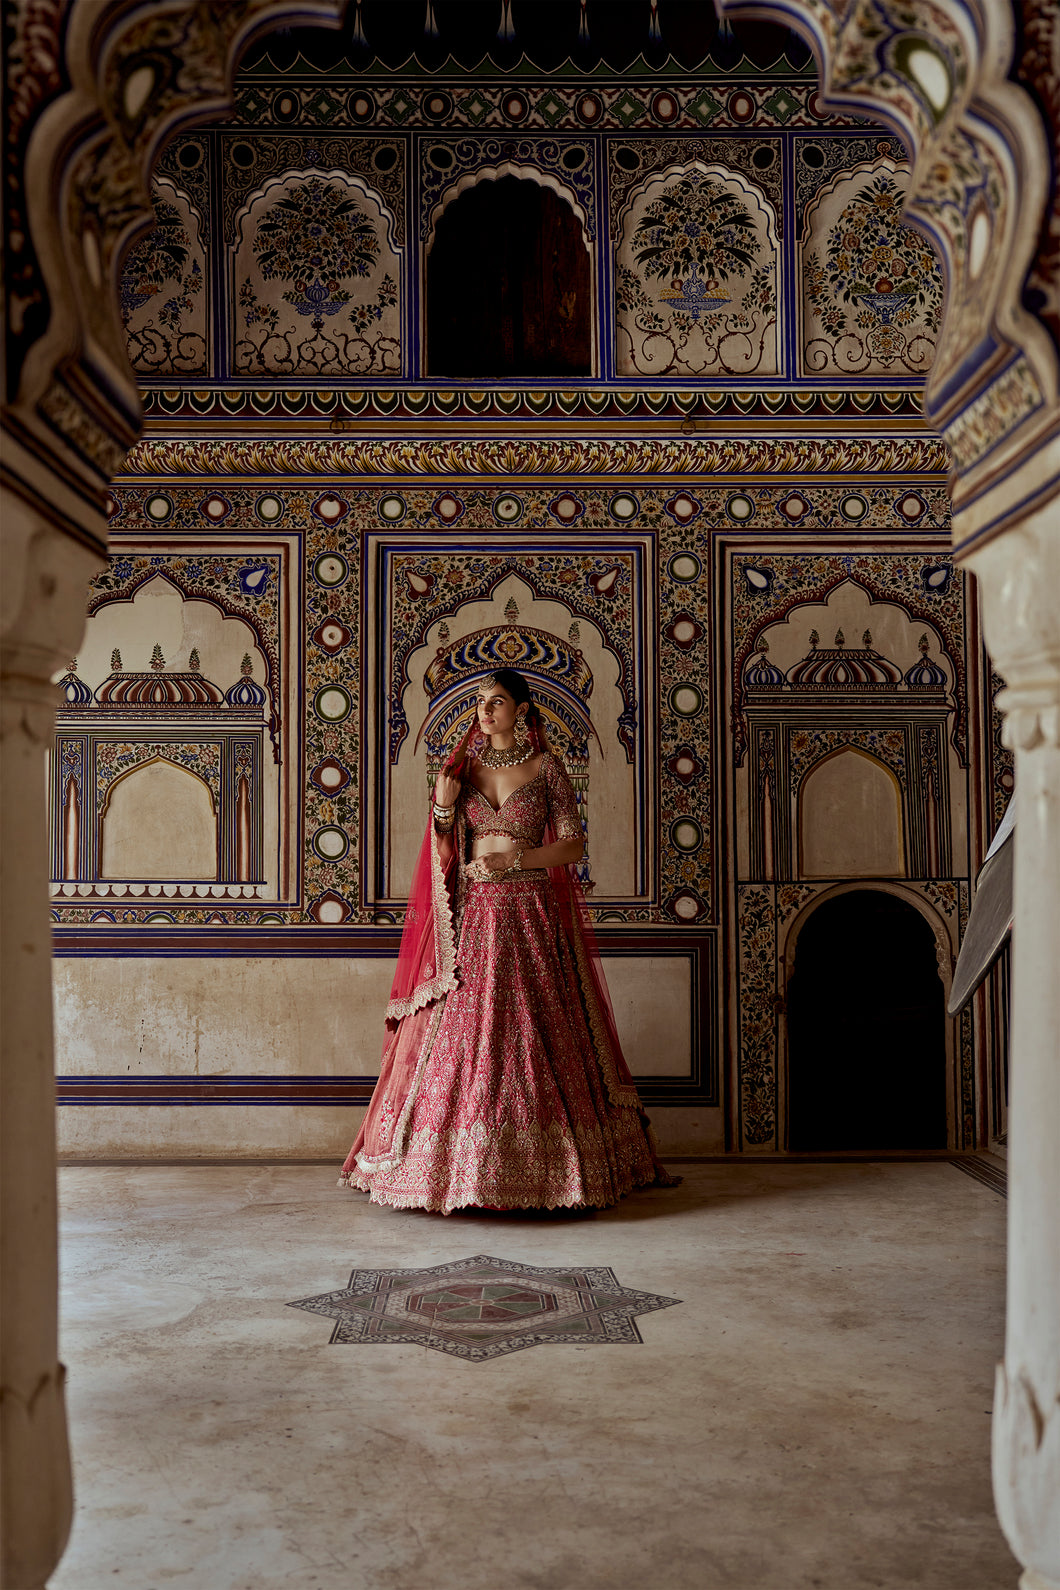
<box><xmin>1</xmin><ymin>0</ymin><xmax>345</xmax><ymax>551</ymax></box>
<box><xmin>731</xmin><ymin>568</ymin><xmax>968</xmax><ymax>767</ymax></box>
<box><xmin>716</xmin><ymin>0</ymin><xmax>1059</xmax><ymax>553</ymax></box>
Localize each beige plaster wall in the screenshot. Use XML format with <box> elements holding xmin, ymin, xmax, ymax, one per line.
<box><xmin>54</xmin><ymin>954</ymin><xmax>709</xmax><ymax>1157</ymax></box>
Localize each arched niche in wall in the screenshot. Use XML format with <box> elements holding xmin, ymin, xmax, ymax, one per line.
<box><xmin>426</xmin><ymin>173</ymin><xmax>592</xmax><ymax>377</ymax></box>
<box><xmin>100</xmin><ymin>757</ymin><xmax>217</xmax><ymax>880</ymax></box>
<box><xmin>52</xmin><ymin>573</ymin><xmax>277</xmax><ymax>898</ymax></box>
<box><xmin>801</xmin><ymin>157</ymin><xmax>942</xmax><ymax>379</ymax></box>
<box><xmin>784</xmin><ymin>886</ymin><xmax>949</xmax><ymax>1150</ymax></box>
<box><xmin>799</xmin><ymin>746</ymin><xmax>905</xmax><ymax>878</ymax></box>
<box><xmin>614</xmin><ymin>163</ymin><xmax>780</xmax><ymax>377</ymax></box>
<box><xmin>233</xmin><ymin>169</ymin><xmax>401</xmax><ymax>376</ymax></box>
<box><xmin>120</xmin><ymin>177</ymin><xmax>207</xmax><ymax>376</ymax></box>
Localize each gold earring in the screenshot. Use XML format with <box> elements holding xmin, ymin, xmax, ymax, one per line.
<box><xmin>514</xmin><ymin>712</ymin><xmax>529</xmax><ymax>748</ymax></box>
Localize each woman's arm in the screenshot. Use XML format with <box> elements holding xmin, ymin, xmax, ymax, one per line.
<box><xmin>519</xmin><ymin>837</ymin><xmax>582</xmax><ymax>869</ymax></box>
<box><xmin>432</xmin><ymin>767</ymin><xmax>462</xmax><ymax>862</ymax></box>
<box><xmin>469</xmin><ymin>836</ymin><xmax>582</xmax><ymax>877</ymax></box>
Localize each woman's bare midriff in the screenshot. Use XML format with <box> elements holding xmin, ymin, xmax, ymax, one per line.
<box><xmin>470</xmin><ymin>835</ymin><xmax>520</xmax><ymax>861</ymax></box>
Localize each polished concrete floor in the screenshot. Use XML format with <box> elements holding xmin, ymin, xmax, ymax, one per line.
<box><xmin>54</xmin><ymin>1161</ymin><xmax>1017</xmax><ymax>1590</ymax></box>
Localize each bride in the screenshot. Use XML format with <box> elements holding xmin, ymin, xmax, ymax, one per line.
<box><xmin>340</xmin><ymin>667</ymin><xmax>675</xmax><ymax>1213</ymax></box>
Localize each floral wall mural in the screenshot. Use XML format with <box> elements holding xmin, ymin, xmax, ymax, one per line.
<box><xmin>233</xmin><ymin>172</ymin><xmax>401</xmax><ymax>375</ymax></box>
<box><xmin>615</xmin><ymin>165</ymin><xmax>779</xmax><ymax>377</ymax></box>
<box><xmin>120</xmin><ymin>182</ymin><xmax>207</xmax><ymax>376</ymax></box>
<box><xmin>802</xmin><ymin>162</ymin><xmax>942</xmax><ymax>377</ymax></box>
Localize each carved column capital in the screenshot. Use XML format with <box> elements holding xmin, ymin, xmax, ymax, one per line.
<box><xmin>963</xmin><ymin>502</ymin><xmax>1060</xmax><ymax>751</ymax></box>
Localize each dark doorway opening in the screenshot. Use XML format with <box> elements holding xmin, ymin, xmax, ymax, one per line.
<box><xmin>426</xmin><ymin>176</ymin><xmax>591</xmax><ymax>377</ymax></box>
<box><xmin>787</xmin><ymin>890</ymin><xmax>948</xmax><ymax>1150</ymax></box>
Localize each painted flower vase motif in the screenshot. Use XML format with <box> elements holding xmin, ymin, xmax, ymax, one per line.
<box><xmin>803</xmin><ymin>167</ymin><xmax>942</xmax><ymax>375</ymax></box>
<box><xmin>657</xmin><ymin>274</ymin><xmax>732</xmax><ymax>321</ymax></box>
<box><xmin>255</xmin><ymin>176</ymin><xmax>379</xmax><ymax>330</ymax></box>
<box><xmin>632</xmin><ymin>172</ymin><xmax>760</xmax><ymax>301</ymax></box>
<box><xmin>236</xmin><ymin>173</ymin><xmax>400</xmax><ymax>374</ymax></box>
<box><xmin>616</xmin><ymin>167</ymin><xmax>778</xmax><ymax>376</ymax></box>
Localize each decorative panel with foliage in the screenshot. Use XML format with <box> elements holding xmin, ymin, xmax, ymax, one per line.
<box><xmin>233</xmin><ymin>172</ymin><xmax>401</xmax><ymax>375</ymax></box>
<box><xmin>615</xmin><ymin>163</ymin><xmax>780</xmax><ymax>377</ymax></box>
<box><xmin>801</xmin><ymin>160</ymin><xmax>942</xmax><ymax>377</ymax></box>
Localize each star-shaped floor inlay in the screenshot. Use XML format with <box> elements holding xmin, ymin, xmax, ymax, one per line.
<box><xmin>288</xmin><ymin>1254</ymin><xmax>680</xmax><ymax>1361</ymax></box>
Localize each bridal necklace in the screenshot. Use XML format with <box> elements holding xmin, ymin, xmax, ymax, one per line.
<box><xmin>478</xmin><ymin>742</ymin><xmax>534</xmax><ymax>769</ymax></box>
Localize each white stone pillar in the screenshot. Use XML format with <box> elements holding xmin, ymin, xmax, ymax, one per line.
<box><xmin>1</xmin><ymin>489</ymin><xmax>101</xmax><ymax>1589</ymax></box>
<box><xmin>964</xmin><ymin>502</ymin><xmax>1060</xmax><ymax>1590</ymax></box>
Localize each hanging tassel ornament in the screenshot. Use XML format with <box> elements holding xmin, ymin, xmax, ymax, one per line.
<box><xmin>578</xmin><ymin>0</ymin><xmax>589</xmax><ymax>46</ymax></box>
<box><xmin>351</xmin><ymin>0</ymin><xmax>367</xmax><ymax>49</ymax></box>
<box><xmin>649</xmin><ymin>0</ymin><xmax>661</xmax><ymax>44</ymax></box>
<box><xmin>497</xmin><ymin>0</ymin><xmax>515</xmax><ymax>44</ymax></box>
<box><xmin>424</xmin><ymin>1</ymin><xmax>439</xmax><ymax>42</ymax></box>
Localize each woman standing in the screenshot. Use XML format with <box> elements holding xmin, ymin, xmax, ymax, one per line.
<box><xmin>340</xmin><ymin>667</ymin><xmax>675</xmax><ymax>1213</ymax></box>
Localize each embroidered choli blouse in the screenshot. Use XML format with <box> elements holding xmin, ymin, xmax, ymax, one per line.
<box><xmin>462</xmin><ymin>751</ymin><xmax>582</xmax><ymax>849</ymax></box>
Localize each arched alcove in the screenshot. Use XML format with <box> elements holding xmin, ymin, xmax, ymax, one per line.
<box><xmin>100</xmin><ymin>759</ymin><xmax>217</xmax><ymax>880</ymax></box>
<box><xmin>426</xmin><ymin>176</ymin><xmax>591</xmax><ymax>376</ymax></box>
<box><xmin>786</xmin><ymin>888</ymin><xmax>947</xmax><ymax>1150</ymax></box>
<box><xmin>799</xmin><ymin>747</ymin><xmax>905</xmax><ymax>878</ymax></box>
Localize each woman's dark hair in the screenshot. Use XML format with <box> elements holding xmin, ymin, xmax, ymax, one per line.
<box><xmin>481</xmin><ymin>668</ymin><xmax>543</xmax><ymax>727</ymax></box>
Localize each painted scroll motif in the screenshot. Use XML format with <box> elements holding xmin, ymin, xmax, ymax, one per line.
<box><xmin>121</xmin><ymin>184</ymin><xmax>207</xmax><ymax>376</ymax></box>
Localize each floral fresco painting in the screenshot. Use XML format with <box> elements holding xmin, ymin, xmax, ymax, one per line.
<box><xmin>121</xmin><ymin>182</ymin><xmax>207</xmax><ymax>376</ymax></box>
<box><xmin>615</xmin><ymin>165</ymin><xmax>779</xmax><ymax>377</ymax></box>
<box><xmin>802</xmin><ymin>162</ymin><xmax>942</xmax><ymax>377</ymax></box>
<box><xmin>233</xmin><ymin>172</ymin><xmax>401</xmax><ymax>376</ymax></box>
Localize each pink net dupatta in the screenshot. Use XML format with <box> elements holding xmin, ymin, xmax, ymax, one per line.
<box><xmin>383</xmin><ymin>734</ymin><xmax>473</xmax><ymax>1026</ymax></box>
<box><xmin>340</xmin><ymin>736</ymin><xmax>470</xmax><ymax>1181</ymax></box>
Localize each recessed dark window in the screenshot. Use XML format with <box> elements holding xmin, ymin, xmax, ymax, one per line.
<box><xmin>615</xmin><ymin>147</ymin><xmax>640</xmax><ymax>172</ymax></box>
<box><xmin>372</xmin><ymin>145</ymin><xmax>398</xmax><ymax>172</ymax></box>
<box><xmin>427</xmin><ymin>176</ymin><xmax>591</xmax><ymax>378</ymax></box>
<box><xmin>801</xmin><ymin>144</ymin><xmax>826</xmax><ymax>168</ymax></box>
<box><xmin>752</xmin><ymin>145</ymin><xmax>777</xmax><ymax>169</ymax></box>
<box><xmin>787</xmin><ymin>891</ymin><xmax>947</xmax><ymax>1150</ymax></box>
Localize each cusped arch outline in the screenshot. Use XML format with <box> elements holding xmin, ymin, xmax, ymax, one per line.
<box><xmin>794</xmin><ymin>742</ymin><xmax>907</xmax><ymax>876</ymax></box>
<box><xmin>231</xmin><ymin>166</ymin><xmax>402</xmax><ymax>260</ymax></box>
<box><xmin>391</xmin><ymin>565</ymin><xmax>635</xmax><ymax>764</ymax></box>
<box><xmin>424</xmin><ymin>164</ymin><xmax>592</xmax><ymax>255</ymax></box>
<box><xmin>615</xmin><ymin>159</ymin><xmax>781</xmax><ymax>256</ymax></box>
<box><xmin>734</xmin><ymin>574</ymin><xmax>963</xmax><ymax>767</ymax></box>
<box><xmin>98</xmin><ymin>752</ymin><xmax>218</xmax><ymax>819</ymax></box>
<box><xmin>86</xmin><ymin>569</ymin><xmax>276</xmax><ymax>698</ymax></box>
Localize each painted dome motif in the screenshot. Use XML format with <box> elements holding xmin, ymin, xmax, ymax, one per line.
<box><xmin>57</xmin><ymin>660</ymin><xmax>93</xmax><ymax>705</ymax></box>
<box><xmin>904</xmin><ymin>634</ymin><xmax>947</xmax><ymax>690</ymax></box>
<box><xmin>94</xmin><ymin>646</ymin><xmax>224</xmax><ymax>705</ymax></box>
<box><xmin>786</xmin><ymin>628</ymin><xmax>903</xmax><ymax>689</ymax></box>
<box><xmin>744</xmin><ymin>641</ymin><xmax>785</xmax><ymax>689</ymax></box>
<box><xmin>226</xmin><ymin>654</ymin><xmax>268</xmax><ymax>707</ymax></box>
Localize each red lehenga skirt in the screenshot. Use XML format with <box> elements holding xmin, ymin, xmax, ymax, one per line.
<box><xmin>340</xmin><ymin>872</ymin><xmax>668</xmax><ymax>1214</ymax></box>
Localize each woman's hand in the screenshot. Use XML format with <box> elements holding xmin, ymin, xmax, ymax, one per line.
<box><xmin>465</xmin><ymin>851</ymin><xmax>511</xmax><ymax>881</ymax></box>
<box><xmin>433</xmin><ymin>769</ymin><xmax>462</xmax><ymax>808</ymax></box>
